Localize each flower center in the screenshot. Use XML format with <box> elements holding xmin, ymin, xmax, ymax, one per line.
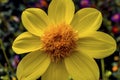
<box><xmin>41</xmin><ymin>23</ymin><xmax>77</xmax><ymax>62</ymax></box>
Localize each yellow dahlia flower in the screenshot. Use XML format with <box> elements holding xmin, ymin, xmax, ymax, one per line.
<box><xmin>12</xmin><ymin>0</ymin><xmax>116</xmax><ymax>80</ymax></box>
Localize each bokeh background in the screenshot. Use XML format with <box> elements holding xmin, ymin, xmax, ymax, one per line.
<box><xmin>0</xmin><ymin>0</ymin><xmax>120</xmax><ymax>80</ymax></box>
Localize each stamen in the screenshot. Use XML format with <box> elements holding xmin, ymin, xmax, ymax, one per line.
<box><xmin>41</xmin><ymin>23</ymin><xmax>78</xmax><ymax>62</ymax></box>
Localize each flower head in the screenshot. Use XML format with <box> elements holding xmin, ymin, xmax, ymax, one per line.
<box><xmin>12</xmin><ymin>0</ymin><xmax>116</xmax><ymax>80</ymax></box>
<box><xmin>41</xmin><ymin>23</ymin><xmax>78</xmax><ymax>62</ymax></box>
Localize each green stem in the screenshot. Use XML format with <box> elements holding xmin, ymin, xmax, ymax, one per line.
<box><xmin>101</xmin><ymin>59</ymin><xmax>105</xmax><ymax>80</ymax></box>
<box><xmin>0</xmin><ymin>62</ymin><xmax>4</xmax><ymax>68</ymax></box>
<box><xmin>0</xmin><ymin>39</ymin><xmax>14</xmax><ymax>74</ymax></box>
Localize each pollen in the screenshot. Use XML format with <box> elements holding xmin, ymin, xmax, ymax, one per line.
<box><xmin>41</xmin><ymin>23</ymin><xmax>78</xmax><ymax>62</ymax></box>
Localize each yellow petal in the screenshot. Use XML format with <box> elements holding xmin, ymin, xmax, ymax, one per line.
<box><xmin>22</xmin><ymin>8</ymin><xmax>51</xmax><ymax>36</ymax></box>
<box><xmin>71</xmin><ymin>8</ymin><xmax>102</xmax><ymax>37</ymax></box>
<box><xmin>48</xmin><ymin>0</ymin><xmax>75</xmax><ymax>24</ymax></box>
<box><xmin>12</xmin><ymin>32</ymin><xmax>42</xmax><ymax>54</ymax></box>
<box><xmin>17</xmin><ymin>50</ymin><xmax>51</xmax><ymax>80</ymax></box>
<box><xmin>77</xmin><ymin>31</ymin><xmax>116</xmax><ymax>58</ymax></box>
<box><xmin>42</xmin><ymin>61</ymin><xmax>69</xmax><ymax>80</ymax></box>
<box><xmin>64</xmin><ymin>51</ymin><xmax>99</xmax><ymax>80</ymax></box>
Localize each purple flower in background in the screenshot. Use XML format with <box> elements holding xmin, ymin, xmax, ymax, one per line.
<box><xmin>35</xmin><ymin>0</ymin><xmax>48</xmax><ymax>9</ymax></box>
<box><xmin>12</xmin><ymin>55</ymin><xmax>20</xmax><ymax>68</ymax></box>
<box><xmin>80</xmin><ymin>0</ymin><xmax>91</xmax><ymax>8</ymax></box>
<box><xmin>111</xmin><ymin>13</ymin><xmax>120</xmax><ymax>22</ymax></box>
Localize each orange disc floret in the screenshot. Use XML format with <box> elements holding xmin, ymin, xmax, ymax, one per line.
<box><xmin>41</xmin><ymin>23</ymin><xmax>78</xmax><ymax>62</ymax></box>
